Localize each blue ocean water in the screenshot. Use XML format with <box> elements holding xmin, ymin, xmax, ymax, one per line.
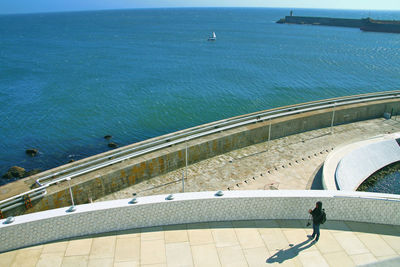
<box><xmin>1</xmin><ymin>8</ymin><xmax>400</xmax><ymax>183</ymax></box>
<box><xmin>362</xmin><ymin>162</ymin><xmax>400</xmax><ymax>194</ymax></box>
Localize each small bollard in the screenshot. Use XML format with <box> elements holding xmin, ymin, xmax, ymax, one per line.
<box><xmin>129</xmin><ymin>193</ymin><xmax>138</xmax><ymax>204</ymax></box>
<box><xmin>166</xmin><ymin>194</ymin><xmax>174</xmax><ymax>200</ymax></box>
<box><xmin>66</xmin><ymin>206</ymin><xmax>76</xmax><ymax>213</ymax></box>
<box><xmin>129</xmin><ymin>198</ymin><xmax>138</xmax><ymax>204</ymax></box>
<box><xmin>215</xmin><ymin>190</ymin><xmax>224</xmax><ymax>197</ymax></box>
<box><xmin>3</xmin><ymin>216</ymin><xmax>15</xmax><ymax>224</ymax></box>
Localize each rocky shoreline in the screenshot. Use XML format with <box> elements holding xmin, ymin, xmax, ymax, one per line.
<box><xmin>1</xmin><ymin>134</ymin><xmax>119</xmax><ymax>185</ymax></box>
<box><xmin>357</xmin><ymin>161</ymin><xmax>400</xmax><ymax>194</ymax></box>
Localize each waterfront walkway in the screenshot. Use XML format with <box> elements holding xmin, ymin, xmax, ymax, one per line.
<box><xmin>1</xmin><ymin>219</ymin><xmax>400</xmax><ymax>267</ymax></box>
<box><xmin>98</xmin><ymin>116</ymin><xmax>400</xmax><ymax>201</ymax></box>
<box><xmin>2</xmin><ymin>117</ymin><xmax>400</xmax><ymax>267</ymax></box>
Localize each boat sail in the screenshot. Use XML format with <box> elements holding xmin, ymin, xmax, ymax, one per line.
<box><xmin>208</xmin><ymin>32</ymin><xmax>216</xmax><ymax>41</ymax></box>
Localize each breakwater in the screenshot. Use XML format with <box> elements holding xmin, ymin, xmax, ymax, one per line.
<box><xmin>277</xmin><ymin>16</ymin><xmax>400</xmax><ymax>33</ymax></box>
<box><xmin>361</xmin><ymin>18</ymin><xmax>400</xmax><ymax>33</ymax></box>
<box><xmin>276</xmin><ymin>16</ymin><xmax>365</xmax><ymax>28</ymax></box>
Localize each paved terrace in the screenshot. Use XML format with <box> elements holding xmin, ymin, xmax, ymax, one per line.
<box><xmin>1</xmin><ymin>219</ymin><xmax>400</xmax><ymax>267</ymax></box>
<box><xmin>97</xmin><ymin>115</ymin><xmax>400</xmax><ymax>201</ymax></box>
<box><xmin>2</xmin><ymin>112</ymin><xmax>400</xmax><ymax>267</ymax></box>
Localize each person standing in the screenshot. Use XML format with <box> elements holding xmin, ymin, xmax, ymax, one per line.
<box><xmin>308</xmin><ymin>201</ymin><xmax>323</xmax><ymax>242</ymax></box>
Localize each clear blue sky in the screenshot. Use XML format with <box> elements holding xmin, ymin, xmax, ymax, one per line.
<box><xmin>1</xmin><ymin>0</ymin><xmax>400</xmax><ymax>14</ymax></box>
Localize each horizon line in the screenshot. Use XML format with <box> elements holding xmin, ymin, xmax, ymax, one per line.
<box><xmin>1</xmin><ymin>6</ymin><xmax>400</xmax><ymax>16</ymax></box>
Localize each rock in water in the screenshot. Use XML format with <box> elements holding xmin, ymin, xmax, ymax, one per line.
<box><xmin>2</xmin><ymin>166</ymin><xmax>26</xmax><ymax>179</ymax></box>
<box><xmin>108</xmin><ymin>142</ymin><xmax>118</xmax><ymax>148</ymax></box>
<box><xmin>104</xmin><ymin>135</ymin><xmax>112</xmax><ymax>140</ymax></box>
<box><xmin>26</xmin><ymin>149</ymin><xmax>38</xmax><ymax>157</ymax></box>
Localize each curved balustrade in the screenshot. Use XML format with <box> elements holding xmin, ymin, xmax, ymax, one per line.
<box><xmin>1</xmin><ymin>190</ymin><xmax>399</xmax><ymax>253</ymax></box>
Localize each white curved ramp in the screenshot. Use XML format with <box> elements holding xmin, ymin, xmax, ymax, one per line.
<box><xmin>335</xmin><ymin>133</ymin><xmax>400</xmax><ymax>191</ymax></box>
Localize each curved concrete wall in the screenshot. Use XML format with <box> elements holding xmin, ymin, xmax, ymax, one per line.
<box><xmin>1</xmin><ymin>190</ymin><xmax>400</xmax><ymax>253</ymax></box>
<box><xmin>336</xmin><ymin>137</ymin><xmax>400</xmax><ymax>190</ymax></box>
<box><xmin>323</xmin><ymin>133</ymin><xmax>400</xmax><ymax>190</ymax></box>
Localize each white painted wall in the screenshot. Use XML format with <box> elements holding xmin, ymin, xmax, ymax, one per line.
<box><xmin>336</xmin><ymin>139</ymin><xmax>400</xmax><ymax>190</ymax></box>
<box><xmin>323</xmin><ymin>133</ymin><xmax>400</xmax><ymax>190</ymax></box>
<box><xmin>1</xmin><ymin>190</ymin><xmax>399</xmax><ymax>253</ymax></box>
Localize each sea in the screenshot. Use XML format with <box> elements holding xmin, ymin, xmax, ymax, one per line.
<box><xmin>1</xmin><ymin>8</ymin><xmax>400</xmax><ymax>185</ymax></box>
<box><xmin>362</xmin><ymin>162</ymin><xmax>400</xmax><ymax>194</ymax></box>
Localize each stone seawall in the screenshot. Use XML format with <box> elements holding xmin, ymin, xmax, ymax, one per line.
<box><xmin>277</xmin><ymin>16</ymin><xmax>400</xmax><ymax>33</ymax></box>
<box><xmin>3</xmin><ymin>98</ymin><xmax>400</xmax><ymax>216</ymax></box>
<box><xmin>277</xmin><ymin>16</ymin><xmax>365</xmax><ymax>28</ymax></box>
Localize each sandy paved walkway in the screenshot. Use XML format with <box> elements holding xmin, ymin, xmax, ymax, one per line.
<box><xmin>97</xmin><ymin>116</ymin><xmax>400</xmax><ymax>201</ymax></box>
<box><xmin>1</xmin><ymin>219</ymin><xmax>399</xmax><ymax>267</ymax></box>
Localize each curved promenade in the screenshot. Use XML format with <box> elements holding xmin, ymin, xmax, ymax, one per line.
<box><xmin>2</xmin><ymin>219</ymin><xmax>400</xmax><ymax>266</ymax></box>
<box><xmin>1</xmin><ymin>191</ymin><xmax>400</xmax><ymax>266</ymax></box>
<box><xmin>1</xmin><ymin>190</ymin><xmax>400</xmax><ymax>253</ymax></box>
<box><xmin>1</xmin><ymin>91</ymin><xmax>400</xmax><ymax>216</ymax></box>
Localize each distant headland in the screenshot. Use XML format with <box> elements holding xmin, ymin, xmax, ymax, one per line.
<box><xmin>277</xmin><ymin>12</ymin><xmax>400</xmax><ymax>34</ymax></box>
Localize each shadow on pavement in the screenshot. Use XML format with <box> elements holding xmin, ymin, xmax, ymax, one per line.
<box><xmin>266</xmin><ymin>238</ymin><xmax>315</xmax><ymax>264</ymax></box>
<box><xmin>308</xmin><ymin>163</ymin><xmax>324</xmax><ymax>190</ymax></box>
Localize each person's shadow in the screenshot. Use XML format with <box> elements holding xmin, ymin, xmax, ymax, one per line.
<box><xmin>266</xmin><ymin>238</ymin><xmax>315</xmax><ymax>264</ymax></box>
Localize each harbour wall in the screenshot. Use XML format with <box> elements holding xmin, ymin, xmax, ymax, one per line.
<box><xmin>361</xmin><ymin>22</ymin><xmax>400</xmax><ymax>34</ymax></box>
<box><xmin>3</xmin><ymin>97</ymin><xmax>400</xmax><ymax>216</ymax></box>
<box><xmin>277</xmin><ymin>16</ymin><xmax>400</xmax><ymax>33</ymax></box>
<box><xmin>277</xmin><ymin>16</ymin><xmax>365</xmax><ymax>28</ymax></box>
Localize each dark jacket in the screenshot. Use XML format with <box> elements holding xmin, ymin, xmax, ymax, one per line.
<box><xmin>310</xmin><ymin>201</ymin><xmax>323</xmax><ymax>224</ymax></box>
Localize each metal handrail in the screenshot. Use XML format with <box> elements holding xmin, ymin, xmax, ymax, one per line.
<box><xmin>0</xmin><ymin>186</ymin><xmax>48</xmax><ymax>211</ymax></box>
<box><xmin>1</xmin><ymin>91</ymin><xmax>399</xmax><ymax>213</ymax></box>
<box><xmin>34</xmin><ymin>90</ymin><xmax>400</xmax><ymax>186</ymax></box>
<box><xmin>35</xmin><ymin>90</ymin><xmax>400</xmax><ymax>186</ymax></box>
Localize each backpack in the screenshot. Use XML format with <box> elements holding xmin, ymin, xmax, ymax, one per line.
<box><xmin>320</xmin><ymin>209</ymin><xmax>327</xmax><ymax>224</ymax></box>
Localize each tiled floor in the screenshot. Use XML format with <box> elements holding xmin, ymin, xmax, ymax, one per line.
<box><xmin>1</xmin><ymin>219</ymin><xmax>399</xmax><ymax>267</ymax></box>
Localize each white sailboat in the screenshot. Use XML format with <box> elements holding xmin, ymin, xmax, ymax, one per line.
<box><xmin>208</xmin><ymin>32</ymin><xmax>216</xmax><ymax>41</ymax></box>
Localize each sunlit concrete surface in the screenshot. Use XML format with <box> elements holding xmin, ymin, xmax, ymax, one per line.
<box><xmin>335</xmin><ymin>134</ymin><xmax>400</xmax><ymax>190</ymax></box>
<box><xmin>1</xmin><ymin>219</ymin><xmax>400</xmax><ymax>267</ymax></box>
<box><xmin>323</xmin><ymin>132</ymin><xmax>400</xmax><ymax>190</ymax></box>
<box><xmin>97</xmin><ymin>116</ymin><xmax>400</xmax><ymax>201</ymax></box>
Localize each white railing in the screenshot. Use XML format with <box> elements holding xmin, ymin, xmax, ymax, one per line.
<box><xmin>1</xmin><ymin>91</ymin><xmax>399</xmax><ymax>214</ymax></box>
<box><xmin>0</xmin><ymin>186</ymin><xmax>47</xmax><ymax>212</ymax></box>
